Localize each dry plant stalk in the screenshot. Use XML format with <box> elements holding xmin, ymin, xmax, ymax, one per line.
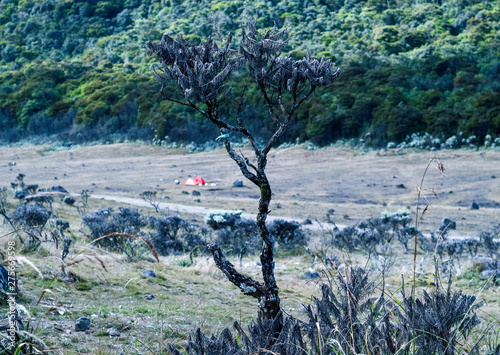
<box><xmin>412</xmin><ymin>154</ymin><xmax>446</xmax><ymax>345</ymax></box>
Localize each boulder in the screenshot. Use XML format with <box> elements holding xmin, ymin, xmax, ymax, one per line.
<box><xmin>473</xmin><ymin>256</ymin><xmax>498</xmax><ymax>271</ymax></box>
<box><xmin>480</xmin><ymin>270</ymin><xmax>499</xmax><ymax>278</ymax></box>
<box><xmin>108</xmin><ymin>327</ymin><xmax>120</xmax><ymax>337</ymax></box>
<box><xmin>75</xmin><ymin>317</ymin><xmax>91</xmax><ymax>332</ymax></box>
<box><xmin>63</xmin><ymin>196</ymin><xmax>75</xmax><ymax>206</ymax></box>
<box><xmin>305</xmin><ymin>268</ymin><xmax>320</xmax><ymax>280</ymax></box>
<box><xmin>51</xmin><ymin>185</ymin><xmax>68</xmax><ymax>194</ymax></box>
<box><xmin>142</xmin><ymin>270</ymin><xmax>156</xmax><ymax>278</ymax></box>
<box><xmin>442</xmin><ymin>218</ymin><xmax>456</xmax><ymax>230</ymax></box>
<box><xmin>233</xmin><ymin>180</ymin><xmax>244</xmax><ymax>187</ymax></box>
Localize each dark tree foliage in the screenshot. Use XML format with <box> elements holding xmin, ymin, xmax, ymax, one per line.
<box><xmin>147</xmin><ymin>17</ymin><xmax>339</xmax><ymax>320</ymax></box>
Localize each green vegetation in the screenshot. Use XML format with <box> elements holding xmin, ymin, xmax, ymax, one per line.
<box><xmin>0</xmin><ymin>0</ymin><xmax>499</xmax><ymax>145</ymax></box>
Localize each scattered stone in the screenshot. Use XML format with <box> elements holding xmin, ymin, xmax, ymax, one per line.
<box><xmin>181</xmin><ymin>191</ymin><xmax>189</xmax><ymax>195</ymax></box>
<box><xmin>142</xmin><ymin>270</ymin><xmax>156</xmax><ymax>278</ymax></box>
<box><xmin>75</xmin><ymin>317</ymin><xmax>91</xmax><ymax>332</ymax></box>
<box><xmin>387</xmin><ymin>142</ymin><xmax>397</xmax><ymax>149</ymax></box>
<box><xmin>63</xmin><ymin>196</ymin><xmax>75</xmax><ymax>206</ymax></box>
<box><xmin>305</xmin><ymin>268</ymin><xmax>320</xmax><ymax>280</ymax></box>
<box><xmin>396</xmin><ymin>184</ymin><xmax>407</xmax><ymax>189</ymax></box>
<box><xmin>107</xmin><ymin>327</ymin><xmax>120</xmax><ymax>337</ymax></box>
<box><xmin>144</xmin><ymin>294</ymin><xmax>155</xmax><ymax>300</ymax></box>
<box><xmin>51</xmin><ymin>185</ymin><xmax>68</xmax><ymax>193</ymax></box>
<box><xmin>471</xmin><ymin>202</ymin><xmax>479</xmax><ymax>210</ymax></box>
<box><xmin>480</xmin><ymin>270</ymin><xmax>499</xmax><ymax>278</ymax></box>
<box><xmin>302</xmin><ymin>218</ymin><xmax>312</xmax><ymax>225</ymax></box>
<box><xmin>441</xmin><ymin>218</ymin><xmax>456</xmax><ymax>230</ymax></box>
<box><xmin>473</xmin><ymin>256</ymin><xmax>499</xmax><ymax>271</ymax></box>
<box><xmin>194</xmin><ymin>199</ymin><xmax>201</xmax><ymax>203</ymax></box>
<box><xmin>233</xmin><ymin>180</ymin><xmax>243</xmax><ymax>187</ymax></box>
<box><xmin>192</xmin><ymin>190</ymin><xmax>201</xmax><ymax>196</ymax></box>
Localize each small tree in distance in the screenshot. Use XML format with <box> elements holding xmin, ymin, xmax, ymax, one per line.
<box><xmin>146</xmin><ymin>17</ymin><xmax>340</xmax><ymax>321</ymax></box>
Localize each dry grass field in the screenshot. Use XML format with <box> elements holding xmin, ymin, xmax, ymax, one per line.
<box><xmin>0</xmin><ymin>142</ymin><xmax>499</xmax><ymax>354</ymax></box>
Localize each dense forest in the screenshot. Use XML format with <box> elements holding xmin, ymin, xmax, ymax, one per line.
<box><xmin>0</xmin><ymin>0</ymin><xmax>499</xmax><ymax>146</ymax></box>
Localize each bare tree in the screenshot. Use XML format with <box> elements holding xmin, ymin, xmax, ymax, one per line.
<box><xmin>146</xmin><ymin>19</ymin><xmax>340</xmax><ymax>321</ymax></box>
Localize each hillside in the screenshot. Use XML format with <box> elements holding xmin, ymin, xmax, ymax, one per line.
<box><xmin>0</xmin><ymin>0</ymin><xmax>499</xmax><ymax>146</ymax></box>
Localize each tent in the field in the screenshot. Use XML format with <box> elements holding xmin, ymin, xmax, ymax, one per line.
<box><xmin>179</xmin><ymin>176</ymin><xmax>206</xmax><ymax>186</ymax></box>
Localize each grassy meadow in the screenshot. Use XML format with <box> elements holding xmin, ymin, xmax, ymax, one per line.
<box><xmin>1</xmin><ymin>142</ymin><xmax>500</xmax><ymax>354</ymax></box>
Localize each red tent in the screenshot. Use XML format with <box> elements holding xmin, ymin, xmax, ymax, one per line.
<box><xmin>181</xmin><ymin>176</ymin><xmax>206</xmax><ymax>185</ymax></box>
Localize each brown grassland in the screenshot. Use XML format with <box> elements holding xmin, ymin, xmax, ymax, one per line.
<box><xmin>0</xmin><ymin>142</ymin><xmax>499</xmax><ymax>354</ymax></box>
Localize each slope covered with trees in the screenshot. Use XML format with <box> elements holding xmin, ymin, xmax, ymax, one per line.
<box><xmin>0</xmin><ymin>0</ymin><xmax>499</xmax><ymax>146</ymax></box>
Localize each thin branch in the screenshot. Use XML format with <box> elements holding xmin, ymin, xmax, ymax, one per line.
<box><xmin>222</xmin><ymin>139</ymin><xmax>260</xmax><ymax>186</ymax></box>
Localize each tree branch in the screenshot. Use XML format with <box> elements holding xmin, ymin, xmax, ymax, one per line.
<box><xmin>222</xmin><ymin>139</ymin><xmax>260</xmax><ymax>186</ymax></box>
<box><xmin>207</xmin><ymin>243</ymin><xmax>264</xmax><ymax>298</ymax></box>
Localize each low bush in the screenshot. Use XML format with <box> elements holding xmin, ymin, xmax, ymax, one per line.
<box><xmin>480</xmin><ymin>224</ymin><xmax>500</xmax><ymax>258</ymax></box>
<box><xmin>332</xmin><ymin>210</ymin><xmax>413</xmax><ymax>253</ymax></box>
<box><xmin>268</xmin><ymin>219</ymin><xmax>308</xmax><ymax>251</ymax></box>
<box><xmin>205</xmin><ymin>211</ymin><xmax>261</xmax><ymax>262</ymax></box>
<box><xmin>148</xmin><ymin>215</ymin><xmax>203</xmax><ymax>256</ymax></box>
<box><xmin>82</xmin><ymin>207</ymin><xmax>144</xmax><ymax>258</ymax></box>
<box><xmin>10</xmin><ymin>204</ymin><xmax>50</xmax><ymax>229</ymax></box>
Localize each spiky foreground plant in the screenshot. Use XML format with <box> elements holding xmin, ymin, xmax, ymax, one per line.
<box><xmin>398</xmin><ymin>270</ymin><xmax>483</xmax><ymax>355</ymax></box>
<box><xmin>166</xmin><ymin>266</ymin><xmax>483</xmax><ymax>354</ymax></box>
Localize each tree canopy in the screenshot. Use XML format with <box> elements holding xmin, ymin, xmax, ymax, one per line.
<box><xmin>0</xmin><ymin>0</ymin><xmax>499</xmax><ymax>146</ymax></box>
